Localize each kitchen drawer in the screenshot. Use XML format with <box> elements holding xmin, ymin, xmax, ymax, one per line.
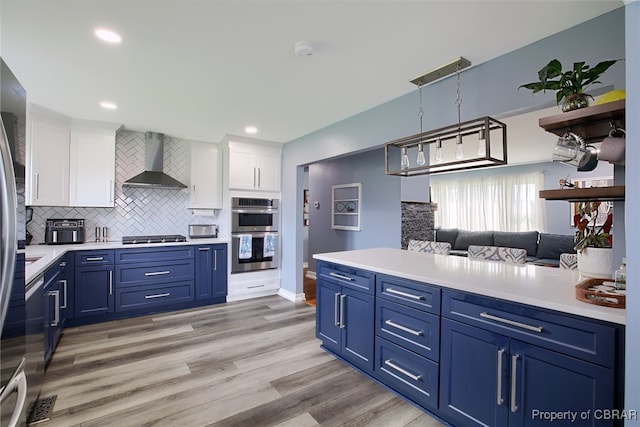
<box><xmin>76</xmin><ymin>250</ymin><xmax>115</xmax><ymax>266</ymax></box>
<box><xmin>442</xmin><ymin>290</ymin><xmax>617</xmax><ymax>368</ymax></box>
<box><xmin>376</xmin><ymin>274</ymin><xmax>440</xmax><ymax>315</ymax></box>
<box><xmin>116</xmin><ymin>281</ymin><xmax>194</xmax><ymax>311</ymax></box>
<box><xmin>317</xmin><ymin>261</ymin><xmax>374</xmax><ymax>294</ymax></box>
<box><xmin>376</xmin><ymin>298</ymin><xmax>439</xmax><ymax>362</ymax></box>
<box><xmin>116</xmin><ymin>246</ymin><xmax>194</xmax><ymax>264</ymax></box>
<box><xmin>116</xmin><ymin>260</ymin><xmax>195</xmax><ymax>288</ymax></box>
<box><xmin>375</xmin><ymin>337</ymin><xmax>439</xmax><ymax>410</ymax></box>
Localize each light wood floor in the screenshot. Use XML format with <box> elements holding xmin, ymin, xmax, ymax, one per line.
<box><xmin>40</xmin><ymin>296</ymin><xmax>444</xmax><ymax>426</ymax></box>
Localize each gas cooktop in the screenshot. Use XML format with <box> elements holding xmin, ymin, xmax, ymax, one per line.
<box><xmin>122</xmin><ymin>234</ymin><xmax>187</xmax><ymax>245</ymax></box>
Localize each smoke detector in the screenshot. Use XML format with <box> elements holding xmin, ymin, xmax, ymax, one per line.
<box><xmin>294</xmin><ymin>41</ymin><xmax>314</xmax><ymax>57</ymax></box>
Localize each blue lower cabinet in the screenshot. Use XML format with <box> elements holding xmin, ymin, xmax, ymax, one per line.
<box><xmin>375</xmin><ymin>337</ymin><xmax>439</xmax><ymax>410</ymax></box>
<box><xmin>316</xmin><ymin>278</ymin><xmax>374</xmax><ymax>373</ymax></box>
<box><xmin>194</xmin><ymin>245</ymin><xmax>227</xmax><ymax>301</ymax></box>
<box><xmin>440</xmin><ymin>318</ymin><xmax>615</xmax><ymax>427</ymax></box>
<box><xmin>74</xmin><ymin>265</ymin><xmax>114</xmax><ymax>317</ymax></box>
<box><xmin>116</xmin><ymin>282</ymin><xmax>194</xmax><ymax>311</ymax></box>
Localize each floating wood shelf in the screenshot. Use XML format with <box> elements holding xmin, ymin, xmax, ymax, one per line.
<box><xmin>539</xmin><ymin>185</ymin><xmax>625</xmax><ymax>202</ymax></box>
<box><xmin>538</xmin><ymin>99</ymin><xmax>625</xmax><ymax>143</ymax></box>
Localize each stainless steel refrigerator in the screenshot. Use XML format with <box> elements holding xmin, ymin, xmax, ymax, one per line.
<box><xmin>0</xmin><ymin>58</ymin><xmax>28</xmax><ymax>426</ymax></box>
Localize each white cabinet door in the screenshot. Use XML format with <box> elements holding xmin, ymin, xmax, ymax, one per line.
<box><xmin>189</xmin><ymin>142</ymin><xmax>222</xmax><ymax>209</ymax></box>
<box><xmin>228</xmin><ymin>141</ymin><xmax>281</xmax><ymax>191</ymax></box>
<box><xmin>69</xmin><ymin>130</ymin><xmax>115</xmax><ymax>207</ymax></box>
<box><xmin>28</xmin><ymin>115</ymin><xmax>70</xmax><ymax>206</ymax></box>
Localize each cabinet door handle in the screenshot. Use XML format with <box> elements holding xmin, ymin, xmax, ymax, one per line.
<box><xmin>144</xmin><ymin>293</ymin><xmax>170</xmax><ymax>299</ymax></box>
<box><xmin>109</xmin><ymin>180</ymin><xmax>114</xmax><ymax>204</ymax></box>
<box><xmin>192</xmin><ymin>185</ymin><xmax>197</xmax><ymax>203</ymax></box>
<box><xmin>86</xmin><ymin>256</ymin><xmax>104</xmax><ymax>262</ymax></box>
<box><xmin>144</xmin><ymin>270</ymin><xmax>171</xmax><ymax>276</ymax></box>
<box><xmin>34</xmin><ymin>172</ymin><xmax>40</xmax><ymax>199</ymax></box>
<box><xmin>257</xmin><ymin>168</ymin><xmax>261</xmax><ymax>188</ymax></box>
<box><xmin>339</xmin><ymin>294</ymin><xmax>346</xmax><ymax>329</ymax></box>
<box><xmin>480</xmin><ymin>312</ymin><xmax>544</xmax><ymax>333</ymax></box>
<box><xmin>496</xmin><ymin>348</ymin><xmax>505</xmax><ymax>405</ymax></box>
<box><xmin>384</xmin><ymin>320</ymin><xmax>423</xmax><ymax>336</ymax></box>
<box><xmin>334</xmin><ymin>292</ymin><xmax>341</xmax><ymax>326</ymax></box>
<box><xmin>198</xmin><ymin>247</ymin><xmax>211</xmax><ymax>251</ymax></box>
<box><xmin>511</xmin><ymin>354</ymin><xmax>519</xmax><ymax>413</ymax></box>
<box><xmin>214</xmin><ymin>250</ymin><xmax>217</xmax><ymax>271</ymax></box>
<box><xmin>59</xmin><ymin>279</ymin><xmax>68</xmax><ymax>309</ymax></box>
<box><xmin>253</xmin><ymin>167</ymin><xmax>258</xmax><ymax>188</ymax></box>
<box><xmin>48</xmin><ymin>290</ymin><xmax>60</xmax><ymax>327</ymax></box>
<box><xmin>386</xmin><ymin>288</ymin><xmax>423</xmax><ymax>301</ymax></box>
<box><xmin>329</xmin><ymin>272</ymin><xmax>353</xmax><ymax>281</ymax></box>
<box><xmin>109</xmin><ymin>270</ymin><xmax>113</xmax><ymax>295</ymax></box>
<box><xmin>384</xmin><ymin>359</ymin><xmax>422</xmax><ymax>381</ymax></box>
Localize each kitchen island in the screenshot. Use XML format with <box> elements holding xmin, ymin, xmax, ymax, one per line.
<box><xmin>313</xmin><ymin>248</ymin><xmax>625</xmax><ymax>427</ymax></box>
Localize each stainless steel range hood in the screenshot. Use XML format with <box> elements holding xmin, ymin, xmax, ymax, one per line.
<box><xmin>123</xmin><ymin>132</ymin><xmax>187</xmax><ymax>189</ymax></box>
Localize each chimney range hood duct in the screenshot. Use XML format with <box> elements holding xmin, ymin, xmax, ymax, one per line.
<box><xmin>123</xmin><ymin>132</ymin><xmax>187</xmax><ymax>189</ymax></box>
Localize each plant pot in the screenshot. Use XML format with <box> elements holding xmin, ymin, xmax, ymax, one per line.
<box><xmin>577</xmin><ymin>247</ymin><xmax>613</xmax><ymax>279</ymax></box>
<box><xmin>562</xmin><ymin>93</ymin><xmax>590</xmax><ymax>112</ymax></box>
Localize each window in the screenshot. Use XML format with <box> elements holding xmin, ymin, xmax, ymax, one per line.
<box><xmin>431</xmin><ymin>172</ymin><xmax>546</xmax><ymax>232</ymax></box>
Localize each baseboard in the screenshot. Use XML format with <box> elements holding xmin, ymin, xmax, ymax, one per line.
<box><xmin>278</xmin><ymin>288</ymin><xmax>306</xmax><ymax>303</ymax></box>
<box><xmin>305</xmin><ymin>270</ymin><xmax>316</xmax><ymax>280</ymax></box>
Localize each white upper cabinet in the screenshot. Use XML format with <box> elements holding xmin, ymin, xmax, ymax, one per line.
<box><xmin>188</xmin><ymin>141</ymin><xmax>222</xmax><ymax>209</ymax></box>
<box><xmin>228</xmin><ymin>140</ymin><xmax>281</xmax><ymax>191</ymax></box>
<box><xmin>27</xmin><ymin>109</ymin><xmax>71</xmax><ymax>206</ymax></box>
<box><xmin>69</xmin><ymin>122</ymin><xmax>118</xmax><ymax>207</ymax></box>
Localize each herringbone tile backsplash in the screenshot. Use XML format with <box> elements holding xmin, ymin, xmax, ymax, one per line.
<box><xmin>28</xmin><ymin>130</ymin><xmax>225</xmax><ymax>244</ymax></box>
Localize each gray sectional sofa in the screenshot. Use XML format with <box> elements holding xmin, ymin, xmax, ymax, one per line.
<box><xmin>435</xmin><ymin>228</ymin><xmax>576</xmax><ymax>267</ymax></box>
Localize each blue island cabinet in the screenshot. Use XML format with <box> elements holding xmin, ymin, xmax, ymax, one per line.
<box><xmin>440</xmin><ymin>290</ymin><xmax>618</xmax><ymax>427</ymax></box>
<box><xmin>74</xmin><ymin>250</ymin><xmax>115</xmax><ymax>317</ymax></box>
<box><xmin>316</xmin><ymin>261</ymin><xmax>375</xmax><ymax>373</ymax></box>
<box><xmin>194</xmin><ymin>244</ymin><xmax>227</xmax><ymax>303</ymax></box>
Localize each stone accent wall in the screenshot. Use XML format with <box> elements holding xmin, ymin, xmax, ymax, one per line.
<box><xmin>401</xmin><ymin>201</ymin><xmax>436</xmax><ymax>250</ymax></box>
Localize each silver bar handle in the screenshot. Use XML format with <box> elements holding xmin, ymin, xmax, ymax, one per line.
<box><xmin>384</xmin><ymin>319</ymin><xmax>423</xmax><ymax>336</ymax></box>
<box><xmin>497</xmin><ymin>348</ymin><xmax>505</xmax><ymax>405</ymax></box>
<box><xmin>329</xmin><ymin>272</ymin><xmax>353</xmax><ymax>281</ymax></box>
<box><xmin>144</xmin><ymin>270</ymin><xmax>171</xmax><ymax>276</ymax></box>
<box><xmin>257</xmin><ymin>167</ymin><xmax>261</xmax><ymax>188</ymax></box>
<box><xmin>34</xmin><ymin>172</ymin><xmax>39</xmax><ymax>199</ymax></box>
<box><xmin>109</xmin><ymin>180</ymin><xmax>114</xmax><ymax>204</ymax></box>
<box><xmin>109</xmin><ymin>270</ymin><xmax>113</xmax><ymax>295</ymax></box>
<box><xmin>52</xmin><ymin>230</ymin><xmax>58</xmax><ymax>243</ymax></box>
<box><xmin>386</xmin><ymin>288</ymin><xmax>423</xmax><ymax>300</ymax></box>
<box><xmin>511</xmin><ymin>354</ymin><xmax>519</xmax><ymax>413</ymax></box>
<box><xmin>214</xmin><ymin>250</ymin><xmax>217</xmax><ymax>271</ymax></box>
<box><xmin>86</xmin><ymin>256</ymin><xmax>104</xmax><ymax>261</ymax></box>
<box><xmin>480</xmin><ymin>312</ymin><xmax>544</xmax><ymax>333</ymax></box>
<box><xmin>384</xmin><ymin>360</ymin><xmax>422</xmax><ymax>381</ymax></box>
<box><xmin>144</xmin><ymin>293</ymin><xmax>170</xmax><ymax>299</ymax></box>
<box><xmin>247</xmin><ymin>284</ymin><xmax>265</xmax><ymax>289</ymax></box>
<box><xmin>49</xmin><ymin>290</ymin><xmax>60</xmax><ymax>327</ymax></box>
<box><xmin>198</xmin><ymin>247</ymin><xmax>211</xmax><ymax>251</ymax></box>
<box><xmin>72</xmin><ymin>230</ymin><xmax>78</xmax><ymax>241</ymax></box>
<box><xmin>60</xmin><ymin>279</ymin><xmax>68</xmax><ymax>309</ymax></box>
<box><xmin>339</xmin><ymin>294</ymin><xmax>346</xmax><ymax>329</ymax></box>
<box><xmin>334</xmin><ymin>292</ymin><xmax>341</xmax><ymax>326</ymax></box>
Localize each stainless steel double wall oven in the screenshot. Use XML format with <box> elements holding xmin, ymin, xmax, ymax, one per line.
<box><xmin>231</xmin><ymin>197</ymin><xmax>279</xmax><ymax>273</ymax></box>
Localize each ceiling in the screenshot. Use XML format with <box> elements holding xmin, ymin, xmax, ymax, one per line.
<box><xmin>0</xmin><ymin>1</ymin><xmax>623</xmax><ymax>144</ymax></box>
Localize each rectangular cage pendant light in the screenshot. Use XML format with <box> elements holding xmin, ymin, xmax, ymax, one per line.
<box><xmin>385</xmin><ymin>57</ymin><xmax>508</xmax><ymax>176</ymax></box>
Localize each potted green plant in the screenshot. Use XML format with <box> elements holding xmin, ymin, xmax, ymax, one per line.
<box><xmin>573</xmin><ymin>201</ymin><xmax>613</xmax><ymax>278</ymax></box>
<box><xmin>519</xmin><ymin>59</ymin><xmax>618</xmax><ymax>112</ymax></box>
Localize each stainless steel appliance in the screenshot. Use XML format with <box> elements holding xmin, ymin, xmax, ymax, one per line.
<box><xmin>188</xmin><ymin>224</ymin><xmax>218</xmax><ymax>239</ymax></box>
<box><xmin>231</xmin><ymin>198</ymin><xmax>279</xmax><ymax>273</ymax></box>
<box><xmin>45</xmin><ymin>219</ymin><xmax>85</xmax><ymax>245</ymax></box>
<box><xmin>0</xmin><ymin>58</ymin><xmax>28</xmax><ymax>427</ymax></box>
<box><xmin>122</xmin><ymin>234</ymin><xmax>187</xmax><ymax>245</ymax></box>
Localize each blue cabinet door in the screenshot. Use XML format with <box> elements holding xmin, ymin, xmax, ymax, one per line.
<box><xmin>195</xmin><ymin>245</ymin><xmax>227</xmax><ymax>301</ymax></box>
<box><xmin>316</xmin><ymin>279</ymin><xmax>342</xmax><ymax>355</ymax></box>
<box><xmin>509</xmin><ymin>340</ymin><xmax>614</xmax><ymax>427</ymax></box>
<box><xmin>341</xmin><ymin>286</ymin><xmax>374</xmax><ymax>372</ymax></box>
<box><xmin>212</xmin><ymin>246</ymin><xmax>227</xmax><ymax>299</ymax></box>
<box><xmin>440</xmin><ymin>318</ymin><xmax>510</xmax><ymax>427</ymax></box>
<box><xmin>75</xmin><ymin>266</ymin><xmax>114</xmax><ymax>317</ymax></box>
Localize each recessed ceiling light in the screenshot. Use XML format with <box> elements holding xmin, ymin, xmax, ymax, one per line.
<box><xmin>245</xmin><ymin>126</ymin><xmax>258</xmax><ymax>135</ymax></box>
<box><xmin>100</xmin><ymin>101</ymin><xmax>118</xmax><ymax>110</ymax></box>
<box><xmin>94</xmin><ymin>28</ymin><xmax>122</xmax><ymax>44</ymax></box>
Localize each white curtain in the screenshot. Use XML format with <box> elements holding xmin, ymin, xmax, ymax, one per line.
<box><xmin>431</xmin><ymin>172</ymin><xmax>546</xmax><ymax>232</ymax></box>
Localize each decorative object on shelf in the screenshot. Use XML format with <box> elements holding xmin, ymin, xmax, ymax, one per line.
<box><xmin>573</xmin><ymin>200</ymin><xmax>613</xmax><ymax>279</ymax></box>
<box><xmin>575</xmin><ymin>278</ymin><xmax>625</xmax><ymax>308</ymax></box>
<box><xmin>598</xmin><ymin>125</ymin><xmax>625</xmax><ymax>165</ymax></box>
<box><xmin>519</xmin><ymin>58</ymin><xmax>620</xmax><ymax>112</ymax></box>
<box><xmin>551</xmin><ymin>131</ymin><xmax>598</xmax><ymax>172</ymax></box>
<box><xmin>385</xmin><ymin>57</ymin><xmax>507</xmax><ymax>176</ymax></box>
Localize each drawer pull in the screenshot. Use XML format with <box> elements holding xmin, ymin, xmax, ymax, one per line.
<box><xmin>496</xmin><ymin>348</ymin><xmax>505</xmax><ymax>405</ymax></box>
<box><xmin>329</xmin><ymin>272</ymin><xmax>353</xmax><ymax>281</ymax></box>
<box><xmin>386</xmin><ymin>288</ymin><xmax>423</xmax><ymax>301</ymax></box>
<box><xmin>145</xmin><ymin>270</ymin><xmax>171</xmax><ymax>277</ymax></box>
<box><xmin>479</xmin><ymin>312</ymin><xmax>544</xmax><ymax>333</ymax></box>
<box><xmin>247</xmin><ymin>284</ymin><xmax>265</xmax><ymax>289</ymax></box>
<box><xmin>384</xmin><ymin>359</ymin><xmax>422</xmax><ymax>381</ymax></box>
<box><xmin>86</xmin><ymin>257</ymin><xmax>104</xmax><ymax>261</ymax></box>
<box><xmin>144</xmin><ymin>293</ymin><xmax>170</xmax><ymax>299</ymax></box>
<box><xmin>384</xmin><ymin>320</ymin><xmax>423</xmax><ymax>337</ymax></box>
<box><xmin>334</xmin><ymin>293</ymin><xmax>341</xmax><ymax>326</ymax></box>
<box><xmin>198</xmin><ymin>247</ymin><xmax>211</xmax><ymax>251</ymax></box>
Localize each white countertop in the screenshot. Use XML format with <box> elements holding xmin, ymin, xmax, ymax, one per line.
<box><xmin>25</xmin><ymin>238</ymin><xmax>228</xmax><ymax>285</ymax></box>
<box><xmin>314</xmin><ymin>247</ymin><xmax>625</xmax><ymax>325</ymax></box>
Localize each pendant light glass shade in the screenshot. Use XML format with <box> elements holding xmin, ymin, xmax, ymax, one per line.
<box><xmin>416</xmin><ymin>143</ymin><xmax>426</xmax><ymax>166</ymax></box>
<box><xmin>400</xmin><ymin>147</ymin><xmax>410</xmax><ymax>169</ymax></box>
